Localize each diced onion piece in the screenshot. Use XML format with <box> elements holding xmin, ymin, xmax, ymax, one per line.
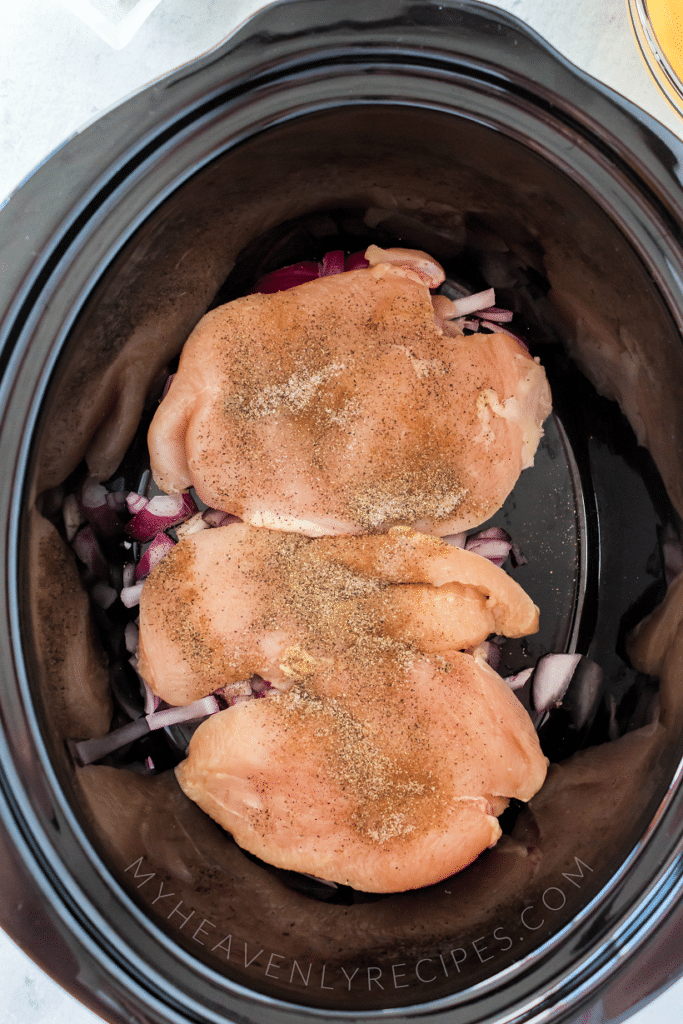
<box><xmin>124</xmin><ymin>621</ymin><xmax>139</xmax><ymax>655</ymax></box>
<box><xmin>466</xmin><ymin>527</ymin><xmax>512</xmax><ymax>567</ymax></box>
<box><xmin>69</xmin><ymin>696</ymin><xmax>220</xmax><ymax>766</ymax></box>
<box><xmin>80</xmin><ymin>478</ymin><xmax>108</xmax><ymax>509</ymax></box>
<box><xmin>176</xmin><ymin>512</ymin><xmax>211</xmax><ymax>538</ymax></box>
<box><xmin>473</xmin><ymin>640</ymin><xmax>502</xmax><ymax>671</ymax></box>
<box><xmin>126</xmin><ymin>492</ymin><xmax>198</xmax><ymax>541</ymax></box>
<box><xmin>223</xmin><ymin>680</ymin><xmax>253</xmax><ymax>700</ymax></box>
<box><xmin>72</xmin><ymin>525</ymin><xmax>109</xmax><ymax>579</ymax></box>
<box><xmin>476</xmin><ymin>306</ymin><xmax>514</xmax><ymax>323</ymax></box>
<box><xmin>504</xmin><ymin>667</ymin><xmax>533</xmax><ymax>691</ymax></box>
<box><xmin>251</xmin><ymin>677</ymin><xmax>274</xmax><ymax>695</ymax></box>
<box><xmin>146</xmin><ymin>696</ymin><xmax>220</xmax><ymax>730</ymax></box>
<box><xmin>136</xmin><ymin>533</ymin><xmax>176</xmax><ymax>580</ymax></box>
<box><xmin>122</xmin><ymin>562</ymin><xmax>136</xmax><ymax>588</ymax></box>
<box><xmin>479</xmin><ymin>321</ymin><xmax>529</xmax><ymax>350</ymax></box>
<box><xmin>532</xmin><ymin>654</ymin><xmax>582</xmax><ymax>714</ymax></box>
<box><xmin>254</xmin><ymin>261</ymin><xmax>320</xmax><ymax>294</ymax></box>
<box><xmin>80</xmin><ymin>478</ymin><xmax>124</xmax><ymax>538</ymax></box>
<box><xmin>468</xmin><ymin>526</ymin><xmax>510</xmax><ymax>540</ymax></box>
<box><xmin>202</xmin><ymin>508</ymin><xmax>237</xmax><ymax>528</ymax></box>
<box><xmin>450</xmin><ymin>288</ymin><xmax>495</xmax><ymax>317</ymax></box>
<box><xmin>68</xmin><ymin>719</ymin><xmax>150</xmax><ymax>766</ymax></box>
<box><xmin>106</xmin><ymin>490</ymin><xmax>128</xmax><ymax>513</ymax></box>
<box><xmin>161</xmin><ymin>373</ymin><xmax>175</xmax><ymax>401</ymax></box>
<box><xmin>126</xmin><ymin>492</ymin><xmax>149</xmax><ymax>515</ymax></box>
<box><xmin>344</xmin><ymin>251</ymin><xmax>369</xmax><ymax>271</ymax></box>
<box><xmin>141</xmin><ymin>679</ymin><xmax>159</xmax><ymax>716</ymax></box>
<box><xmin>121</xmin><ymin>582</ymin><xmax>144</xmax><ymax>608</ymax></box>
<box><xmin>320</xmin><ymin>250</ymin><xmax>345</xmax><ymax>276</ymax></box>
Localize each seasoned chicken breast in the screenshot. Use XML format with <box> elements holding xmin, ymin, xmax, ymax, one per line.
<box><xmin>148</xmin><ymin>249</ymin><xmax>551</xmax><ymax>537</ymax></box>
<box><xmin>137</xmin><ymin>523</ymin><xmax>539</xmax><ymax>706</ymax></box>
<box><xmin>175</xmin><ymin>646</ymin><xmax>547</xmax><ymax>892</ymax></box>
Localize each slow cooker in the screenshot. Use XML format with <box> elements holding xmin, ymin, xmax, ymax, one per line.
<box><xmin>2</xmin><ymin>1</ymin><xmax>683</xmax><ymax>1022</ymax></box>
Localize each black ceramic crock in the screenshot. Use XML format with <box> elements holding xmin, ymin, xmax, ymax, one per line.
<box><xmin>3</xmin><ymin>2</ymin><xmax>683</xmax><ymax>1022</ymax></box>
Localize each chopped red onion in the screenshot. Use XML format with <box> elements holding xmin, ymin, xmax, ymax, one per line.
<box><xmin>478</xmin><ymin>640</ymin><xmax>502</xmax><ymax>671</ymax></box>
<box><xmin>477</xmin><ymin>306</ymin><xmax>514</xmax><ymax>323</ymax></box>
<box><xmin>79</xmin><ymin>478</ymin><xmax>125</xmax><ymax>538</ymax></box>
<box><xmin>504</xmin><ymin>667</ymin><xmax>534</xmax><ymax>691</ymax></box>
<box><xmin>466</xmin><ymin>541</ymin><xmax>510</xmax><ymax>566</ymax></box>
<box><xmin>466</xmin><ymin>527</ymin><xmax>512</xmax><ymax>567</ymax></box>
<box><xmin>126</xmin><ymin>492</ymin><xmax>198</xmax><ymax>542</ymax></box>
<box><xmin>443</xmin><ymin>532</ymin><xmax>467</xmax><ymax>548</ymax></box>
<box><xmin>479</xmin><ymin>321</ymin><xmax>529</xmax><ymax>350</ymax></box>
<box><xmin>255</xmin><ymin>261</ymin><xmax>321</xmax><ymax>294</ymax></box>
<box><xmin>69</xmin><ymin>695</ymin><xmax>220</xmax><ymax>766</ymax></box>
<box><xmin>124</xmin><ymin>621</ymin><xmax>139</xmax><ymax>655</ymax></box>
<box><xmin>72</xmin><ymin>525</ymin><xmax>109</xmax><ymax>579</ymax></box>
<box><xmin>532</xmin><ymin>654</ymin><xmax>582</xmax><ymax>714</ymax></box>
<box><xmin>141</xmin><ymin>678</ymin><xmax>160</xmax><ymax>716</ymax></box>
<box><xmin>126</xmin><ymin>492</ymin><xmax>149</xmax><ymax>515</ymax></box>
<box><xmin>106</xmin><ymin>491</ymin><xmax>128</xmax><ymax>513</ymax></box>
<box><xmin>344</xmin><ymin>251</ymin><xmax>369</xmax><ymax>271</ymax></box>
<box><xmin>69</xmin><ymin>719</ymin><xmax>150</xmax><ymax>767</ymax></box>
<box><xmin>121</xmin><ymin>582</ymin><xmax>144</xmax><ymax>608</ymax></box>
<box><xmin>202</xmin><ymin>508</ymin><xmax>238</xmax><ymax>528</ymax></box>
<box><xmin>469</xmin><ymin>526</ymin><xmax>510</xmax><ymax>541</ymax></box>
<box><xmin>320</xmin><ymin>250</ymin><xmax>345</xmax><ymax>276</ymax></box>
<box><xmin>161</xmin><ymin>373</ymin><xmax>175</xmax><ymax>401</ymax></box>
<box><xmin>254</xmin><ymin>250</ymin><xmax>368</xmax><ymax>294</ymax></box>
<box><xmin>176</xmin><ymin>512</ymin><xmax>211</xmax><ymax>538</ymax></box>
<box><xmin>451</xmin><ymin>288</ymin><xmax>495</xmax><ymax>317</ymax></box>
<box><xmin>136</xmin><ymin>533</ymin><xmax>176</xmax><ymax>580</ymax></box>
<box><xmin>251</xmin><ymin>678</ymin><xmax>273</xmax><ymax>695</ymax></box>
<box><xmin>148</xmin><ymin>696</ymin><xmax>220</xmax><ymax>730</ymax></box>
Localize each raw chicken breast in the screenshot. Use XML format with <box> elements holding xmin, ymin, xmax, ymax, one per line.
<box><xmin>137</xmin><ymin>523</ymin><xmax>539</xmax><ymax>706</ymax></box>
<box><xmin>175</xmin><ymin>647</ymin><xmax>547</xmax><ymax>892</ymax></box>
<box><xmin>148</xmin><ymin>249</ymin><xmax>551</xmax><ymax>537</ymax></box>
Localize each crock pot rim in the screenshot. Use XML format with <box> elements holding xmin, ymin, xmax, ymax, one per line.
<box><xmin>3</xmin><ymin>8</ymin><xmax>683</xmax><ymax>1024</ymax></box>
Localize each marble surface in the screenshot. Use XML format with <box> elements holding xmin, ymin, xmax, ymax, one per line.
<box><xmin>2</xmin><ymin>0</ymin><xmax>683</xmax><ymax>1021</ymax></box>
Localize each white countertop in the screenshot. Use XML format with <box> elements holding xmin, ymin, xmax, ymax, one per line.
<box><xmin>2</xmin><ymin>1</ymin><xmax>683</xmax><ymax>1022</ymax></box>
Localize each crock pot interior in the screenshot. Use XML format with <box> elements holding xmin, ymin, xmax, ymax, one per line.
<box><xmin>22</xmin><ymin>104</ymin><xmax>683</xmax><ymax>1013</ymax></box>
